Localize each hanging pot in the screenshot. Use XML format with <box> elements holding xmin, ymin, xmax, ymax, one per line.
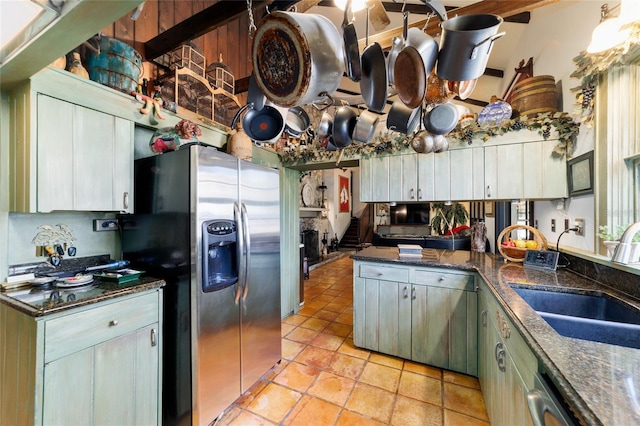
<box><xmin>436</xmin><ymin>14</ymin><xmax>505</xmax><ymax>82</ymax></box>
<box><xmin>386</xmin><ymin>100</ymin><xmax>421</xmax><ymax>135</ymax></box>
<box><xmin>405</xmin><ymin>27</ymin><xmax>438</xmax><ymax>76</ymax></box>
<box><xmin>353</xmin><ymin>110</ymin><xmax>380</xmax><ymax>144</ymax></box>
<box><xmin>342</xmin><ymin>0</ymin><xmax>361</xmax><ymax>82</ymax></box>
<box><xmin>284</xmin><ymin>106</ymin><xmax>311</xmax><ymax>137</ymax></box>
<box><xmin>231</xmin><ymin>102</ymin><xmax>286</xmax><ymax>144</ymax></box>
<box><xmin>252</xmin><ymin>11</ymin><xmax>344</xmax><ymax>107</ymax></box>
<box><xmin>333</xmin><ymin>105</ymin><xmax>357</xmax><ymax>148</ymax></box>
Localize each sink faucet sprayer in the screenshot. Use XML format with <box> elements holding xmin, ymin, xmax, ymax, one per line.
<box><xmin>611</xmin><ymin>222</ymin><xmax>640</xmax><ymax>264</ymax></box>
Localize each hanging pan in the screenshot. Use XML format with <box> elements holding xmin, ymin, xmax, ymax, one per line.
<box><xmin>342</xmin><ymin>0</ymin><xmax>361</xmax><ymax>82</ymax></box>
<box><xmin>231</xmin><ymin>102</ymin><xmax>286</xmax><ymax>144</ymax></box>
<box><xmin>387</xmin><ymin>5</ymin><xmax>408</xmax><ymax>86</ymax></box>
<box><xmin>359</xmin><ymin>7</ymin><xmax>388</xmax><ymax>113</ymax></box>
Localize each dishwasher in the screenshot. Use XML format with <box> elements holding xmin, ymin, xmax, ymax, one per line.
<box><xmin>527</xmin><ymin>372</ymin><xmax>578</xmax><ymax>426</ymax></box>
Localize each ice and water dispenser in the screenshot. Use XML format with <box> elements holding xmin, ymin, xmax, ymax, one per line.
<box><xmin>202</xmin><ymin>219</ymin><xmax>238</xmax><ymax>292</ymax></box>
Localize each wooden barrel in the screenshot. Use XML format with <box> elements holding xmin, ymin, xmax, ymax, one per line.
<box><xmin>86</xmin><ymin>36</ymin><xmax>142</xmax><ymax>94</ymax></box>
<box><xmin>509</xmin><ymin>75</ymin><xmax>558</xmax><ymax>118</ymax></box>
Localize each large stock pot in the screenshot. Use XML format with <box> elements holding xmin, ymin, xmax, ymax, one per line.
<box><xmin>252</xmin><ymin>11</ymin><xmax>344</xmax><ymax>108</ymax></box>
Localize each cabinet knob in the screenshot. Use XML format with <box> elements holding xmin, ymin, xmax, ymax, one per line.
<box><xmin>439</xmin><ymin>276</ymin><xmax>445</xmax><ymax>281</ymax></box>
<box><xmin>109</xmin><ymin>319</ymin><xmax>119</xmax><ymax>327</ymax></box>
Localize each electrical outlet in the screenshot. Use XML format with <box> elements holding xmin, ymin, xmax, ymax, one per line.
<box><xmin>94</xmin><ymin>219</ymin><xmax>119</xmax><ymax>231</ymax></box>
<box><xmin>564</xmin><ymin>218</ymin><xmax>569</xmax><ymax>231</ymax></box>
<box><xmin>575</xmin><ymin>218</ymin><xmax>585</xmax><ymax>236</ymax></box>
<box><xmin>551</xmin><ymin>219</ymin><xmax>556</xmax><ymax>232</ymax></box>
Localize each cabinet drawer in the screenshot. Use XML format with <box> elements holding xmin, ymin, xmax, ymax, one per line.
<box><xmin>413</xmin><ymin>270</ymin><xmax>475</xmax><ymax>291</ymax></box>
<box><xmin>44</xmin><ymin>291</ymin><xmax>159</xmax><ymax>363</ymax></box>
<box><xmin>358</xmin><ymin>264</ymin><xmax>409</xmax><ymax>283</ymax></box>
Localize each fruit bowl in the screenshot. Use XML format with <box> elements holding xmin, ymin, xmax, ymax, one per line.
<box><xmin>497</xmin><ymin>224</ymin><xmax>548</xmax><ymax>262</ymax></box>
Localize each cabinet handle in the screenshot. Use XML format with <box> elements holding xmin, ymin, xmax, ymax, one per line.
<box><xmin>418</xmin><ymin>188</ymin><xmax>422</xmax><ymax>200</ymax></box>
<box><xmin>439</xmin><ymin>276</ymin><xmax>445</xmax><ymax>281</ymax></box>
<box><xmin>123</xmin><ymin>192</ymin><xmax>129</xmax><ymax>209</ymax></box>
<box><xmin>410</xmin><ymin>188</ymin><xmax>415</xmax><ymax>199</ymax></box>
<box><xmin>481</xmin><ymin>310</ymin><xmax>487</xmax><ymax>327</ymax></box>
<box><xmin>486</xmin><ymin>185</ymin><xmax>492</xmax><ymax>197</ymax></box>
<box><xmin>411</xmin><ymin>287</ymin><xmax>416</xmax><ymax>300</ymax></box>
<box><xmin>151</xmin><ymin>328</ymin><xmax>157</xmax><ymax>347</ymax></box>
<box><xmin>109</xmin><ymin>319</ymin><xmax>119</xmax><ymax>327</ymax></box>
<box><xmin>495</xmin><ymin>342</ymin><xmax>506</xmax><ymax>372</ymax></box>
<box><xmin>403</xmin><ymin>286</ymin><xmax>408</xmax><ymax>298</ymax></box>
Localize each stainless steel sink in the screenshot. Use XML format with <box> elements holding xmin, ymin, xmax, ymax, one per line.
<box><xmin>510</xmin><ymin>286</ymin><xmax>640</xmax><ymax>349</ymax></box>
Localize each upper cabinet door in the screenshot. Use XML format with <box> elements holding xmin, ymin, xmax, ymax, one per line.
<box><xmin>37</xmin><ymin>95</ymin><xmax>75</xmax><ymax>211</ymax></box>
<box><xmin>35</xmin><ymin>94</ymin><xmax>133</xmax><ymax>212</ymax></box>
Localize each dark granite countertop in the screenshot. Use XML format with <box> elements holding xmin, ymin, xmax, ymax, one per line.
<box><xmin>0</xmin><ymin>276</ymin><xmax>165</xmax><ymax>317</ymax></box>
<box><xmin>352</xmin><ymin>246</ymin><xmax>640</xmax><ymax>426</ymax></box>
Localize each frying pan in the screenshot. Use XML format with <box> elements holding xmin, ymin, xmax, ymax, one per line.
<box><xmin>387</xmin><ymin>9</ymin><xmax>408</xmax><ymax>86</ymax></box>
<box><xmin>423</xmin><ymin>103</ymin><xmax>459</xmax><ymax>136</ymax></box>
<box><xmin>317</xmin><ymin>111</ymin><xmax>333</xmax><ymax>140</ymax></box>
<box><xmin>394</xmin><ymin>46</ymin><xmax>426</xmax><ymax>109</ymax></box>
<box><xmin>359</xmin><ymin>8</ymin><xmax>388</xmax><ymax>113</ymax></box>
<box><xmin>342</xmin><ymin>0</ymin><xmax>361</xmax><ymax>82</ymax></box>
<box><xmin>231</xmin><ymin>102</ymin><xmax>286</xmax><ymax>144</ymax></box>
<box><xmin>360</xmin><ymin>42</ymin><xmax>388</xmax><ymax>113</ymax></box>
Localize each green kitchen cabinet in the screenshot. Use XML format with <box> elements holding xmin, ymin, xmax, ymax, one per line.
<box><xmin>10</xmin><ymin>92</ymin><xmax>134</xmax><ymax>212</ymax></box>
<box><xmin>478</xmin><ymin>278</ymin><xmax>536</xmax><ymax>426</ymax></box>
<box><xmin>353</xmin><ymin>261</ymin><xmax>477</xmax><ymax>375</ymax></box>
<box><xmin>388</xmin><ymin>153</ymin><xmax>435</xmax><ymax>202</ymax></box>
<box><xmin>0</xmin><ymin>290</ymin><xmax>162</xmax><ymax>426</ymax></box>
<box><xmin>360</xmin><ymin>155</ymin><xmax>391</xmax><ymax>202</ymax></box>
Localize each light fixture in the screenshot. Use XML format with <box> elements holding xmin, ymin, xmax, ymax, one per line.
<box><xmin>0</xmin><ymin>0</ymin><xmax>63</xmax><ymax>63</ymax></box>
<box><xmin>334</xmin><ymin>0</ymin><xmax>367</xmax><ymax>13</ymax></box>
<box><xmin>586</xmin><ymin>1</ymin><xmax>640</xmax><ymax>53</ymax></box>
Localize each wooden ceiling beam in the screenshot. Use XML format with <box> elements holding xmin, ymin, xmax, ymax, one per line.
<box><xmin>358</xmin><ymin>0</ymin><xmax>558</xmax><ymax>51</ymax></box>
<box><xmin>144</xmin><ymin>0</ymin><xmax>275</xmax><ymax>61</ymax></box>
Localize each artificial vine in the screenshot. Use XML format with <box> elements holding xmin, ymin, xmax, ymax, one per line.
<box><xmin>278</xmin><ymin>112</ymin><xmax>579</xmax><ymax>165</ymax></box>
<box><xmin>570</xmin><ymin>21</ymin><xmax>640</xmax><ymax>127</ymax></box>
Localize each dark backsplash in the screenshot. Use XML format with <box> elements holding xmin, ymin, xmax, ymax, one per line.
<box><xmin>8</xmin><ymin>254</ymin><xmax>112</xmax><ymax>277</ymax></box>
<box><xmin>562</xmin><ymin>252</ymin><xmax>640</xmax><ymax>300</ymax></box>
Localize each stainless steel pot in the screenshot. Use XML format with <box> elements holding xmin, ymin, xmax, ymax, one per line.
<box><xmin>317</xmin><ymin>111</ymin><xmax>333</xmax><ymax>140</ymax></box>
<box><xmin>353</xmin><ymin>110</ymin><xmax>380</xmax><ymax>144</ymax></box>
<box><xmin>386</xmin><ymin>100</ymin><xmax>421</xmax><ymax>135</ymax></box>
<box><xmin>387</xmin><ymin>10</ymin><xmax>408</xmax><ymax>86</ymax></box>
<box><xmin>252</xmin><ymin>11</ymin><xmax>344</xmax><ymax>107</ymax></box>
<box><xmin>436</xmin><ymin>14</ymin><xmax>505</xmax><ymax>82</ymax></box>
<box><xmin>284</xmin><ymin>106</ymin><xmax>311</xmax><ymax>137</ymax></box>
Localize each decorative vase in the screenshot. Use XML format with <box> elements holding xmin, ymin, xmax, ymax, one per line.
<box><xmin>227</xmin><ymin>121</ymin><xmax>253</xmax><ymax>161</ymax></box>
<box><xmin>68</xmin><ymin>52</ymin><xmax>89</xmax><ymax>79</ymax></box>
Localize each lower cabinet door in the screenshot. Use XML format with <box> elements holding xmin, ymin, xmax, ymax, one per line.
<box><xmin>411</xmin><ymin>284</ymin><xmax>477</xmax><ymax>375</ymax></box>
<box><xmin>43</xmin><ymin>323</ymin><xmax>159</xmax><ymax>425</ymax></box>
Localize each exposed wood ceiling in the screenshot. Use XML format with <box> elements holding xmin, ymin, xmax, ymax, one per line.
<box><xmin>143</xmin><ymin>0</ymin><xmax>560</xmax><ymax>99</ymax></box>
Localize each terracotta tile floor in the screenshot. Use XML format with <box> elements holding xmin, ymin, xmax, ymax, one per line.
<box><xmin>217</xmin><ymin>255</ymin><xmax>490</xmax><ymax>426</ymax></box>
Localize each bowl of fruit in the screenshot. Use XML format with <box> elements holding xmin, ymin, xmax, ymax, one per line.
<box><xmin>497</xmin><ymin>224</ymin><xmax>548</xmax><ymax>262</ymax></box>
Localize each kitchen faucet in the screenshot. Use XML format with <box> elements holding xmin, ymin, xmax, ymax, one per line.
<box><xmin>611</xmin><ymin>221</ymin><xmax>640</xmax><ymax>264</ymax></box>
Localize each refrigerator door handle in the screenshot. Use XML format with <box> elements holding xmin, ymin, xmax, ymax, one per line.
<box><xmin>234</xmin><ymin>201</ymin><xmax>245</xmax><ymax>304</ymax></box>
<box><xmin>241</xmin><ymin>203</ymin><xmax>251</xmax><ymax>300</ymax></box>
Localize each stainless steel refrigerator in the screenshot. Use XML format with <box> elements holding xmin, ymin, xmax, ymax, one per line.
<box><xmin>120</xmin><ymin>144</ymin><xmax>281</xmax><ymax>426</ymax></box>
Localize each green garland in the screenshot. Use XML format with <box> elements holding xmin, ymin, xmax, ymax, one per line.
<box><xmin>279</xmin><ymin>112</ymin><xmax>579</xmax><ymax>165</ymax></box>
<box><xmin>570</xmin><ymin>21</ymin><xmax>640</xmax><ymax>127</ymax></box>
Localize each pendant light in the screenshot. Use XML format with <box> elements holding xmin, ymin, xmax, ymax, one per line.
<box><xmin>586</xmin><ymin>1</ymin><xmax>640</xmax><ymax>53</ymax></box>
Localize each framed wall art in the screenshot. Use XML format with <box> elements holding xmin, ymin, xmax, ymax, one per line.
<box><xmin>567</xmin><ymin>151</ymin><xmax>594</xmax><ymax>197</ymax></box>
